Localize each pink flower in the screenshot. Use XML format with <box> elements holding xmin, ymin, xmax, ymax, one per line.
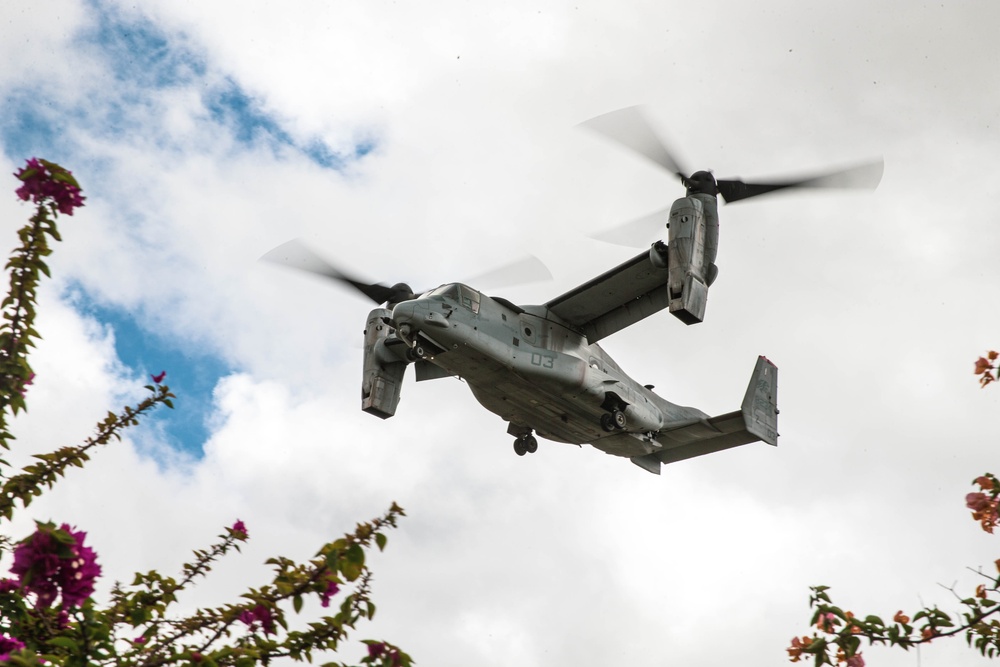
<box><xmin>967</xmin><ymin>492</ymin><xmax>990</xmax><ymax>511</ymax></box>
<box><xmin>320</xmin><ymin>578</ymin><xmax>340</xmax><ymax>608</ymax></box>
<box><xmin>239</xmin><ymin>604</ymin><xmax>275</xmax><ymax>636</ymax></box>
<box><xmin>151</xmin><ymin>371</ymin><xmax>167</xmax><ymax>384</ymax></box>
<box><xmin>967</xmin><ymin>492</ymin><xmax>1000</xmax><ymax>533</ymax></box>
<box><xmin>846</xmin><ymin>654</ymin><xmax>865</xmax><ymax>667</ymax></box>
<box><xmin>816</xmin><ymin>611</ymin><xmax>837</xmax><ymax>631</ymax></box>
<box><xmin>18</xmin><ymin>373</ymin><xmax>34</xmax><ymax>398</ymax></box>
<box><xmin>14</xmin><ymin>158</ymin><xmax>85</xmax><ymax>215</ymax></box>
<box><xmin>0</xmin><ymin>634</ymin><xmax>25</xmax><ymax>661</ymax></box>
<box><xmin>229</xmin><ymin>520</ymin><xmax>248</xmax><ymax>541</ymax></box>
<box><xmin>58</xmin><ymin>525</ymin><xmax>101</xmax><ymax>608</ymax></box>
<box><xmin>10</xmin><ymin>522</ymin><xmax>101</xmax><ymax>609</ymax></box>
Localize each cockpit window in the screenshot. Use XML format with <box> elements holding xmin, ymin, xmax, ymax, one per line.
<box><xmin>427</xmin><ymin>284</ymin><xmax>479</xmax><ymax>313</ymax></box>
<box><xmin>428</xmin><ymin>284</ymin><xmax>460</xmax><ymax>299</ymax></box>
<box><xmin>459</xmin><ymin>285</ymin><xmax>480</xmax><ymax>313</ymax></box>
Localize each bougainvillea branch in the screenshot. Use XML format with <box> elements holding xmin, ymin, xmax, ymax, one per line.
<box><xmin>788</xmin><ymin>359</ymin><xmax>1000</xmax><ymax>665</ymax></box>
<box><xmin>0</xmin><ymin>383</ymin><xmax>175</xmax><ymax>521</ymax></box>
<box><xmin>0</xmin><ymin>160</ymin><xmax>84</xmax><ymax>450</ymax></box>
<box><xmin>0</xmin><ymin>161</ymin><xmax>411</xmax><ymax>666</ymax></box>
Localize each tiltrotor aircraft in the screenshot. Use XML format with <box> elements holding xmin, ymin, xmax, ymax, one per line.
<box><xmin>264</xmin><ymin>107</ymin><xmax>882</xmax><ymax>475</ymax></box>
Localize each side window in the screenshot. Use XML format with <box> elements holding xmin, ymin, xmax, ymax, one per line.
<box><xmin>459</xmin><ymin>286</ymin><xmax>480</xmax><ymax>313</ymax></box>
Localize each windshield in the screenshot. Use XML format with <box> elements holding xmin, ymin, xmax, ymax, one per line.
<box><xmin>427</xmin><ymin>284</ymin><xmax>479</xmax><ymax>313</ymax></box>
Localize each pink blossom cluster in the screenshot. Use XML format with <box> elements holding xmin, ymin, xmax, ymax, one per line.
<box><xmin>974</xmin><ymin>351</ymin><xmax>999</xmax><ymax>387</ymax></box>
<box><xmin>239</xmin><ymin>604</ymin><xmax>275</xmax><ymax>636</ymax></box>
<box><xmin>320</xmin><ymin>577</ymin><xmax>341</xmax><ymax>608</ymax></box>
<box><xmin>229</xmin><ymin>519</ymin><xmax>248</xmax><ymax>541</ymax></box>
<box><xmin>965</xmin><ymin>475</ymin><xmax>1000</xmax><ymax>533</ymax></box>
<box><xmin>0</xmin><ymin>634</ymin><xmax>25</xmax><ymax>661</ymax></box>
<box><xmin>367</xmin><ymin>641</ymin><xmax>403</xmax><ymax>666</ymax></box>
<box><xmin>9</xmin><ymin>523</ymin><xmax>102</xmax><ymax>609</ymax></box>
<box><xmin>14</xmin><ymin>158</ymin><xmax>85</xmax><ymax>215</ymax></box>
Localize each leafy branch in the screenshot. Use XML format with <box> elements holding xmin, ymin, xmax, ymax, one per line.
<box><xmin>0</xmin><ymin>384</ymin><xmax>175</xmax><ymax>522</ymax></box>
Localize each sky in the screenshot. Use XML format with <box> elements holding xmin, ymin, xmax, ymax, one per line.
<box><xmin>1</xmin><ymin>0</ymin><xmax>999</xmax><ymax>665</ymax></box>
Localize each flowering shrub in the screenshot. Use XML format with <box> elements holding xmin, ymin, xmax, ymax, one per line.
<box><xmin>787</xmin><ymin>362</ymin><xmax>1000</xmax><ymax>665</ymax></box>
<box><xmin>975</xmin><ymin>351</ymin><xmax>999</xmax><ymax>388</ymax></box>
<box><xmin>0</xmin><ymin>159</ymin><xmax>411</xmax><ymax>666</ymax></box>
<box><xmin>13</xmin><ymin>159</ymin><xmax>84</xmax><ymax>216</ymax></box>
<box><xmin>10</xmin><ymin>522</ymin><xmax>101</xmax><ymax>610</ymax></box>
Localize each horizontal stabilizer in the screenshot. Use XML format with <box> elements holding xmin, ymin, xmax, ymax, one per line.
<box><xmin>630</xmin><ymin>356</ymin><xmax>778</xmax><ymax>473</ymax></box>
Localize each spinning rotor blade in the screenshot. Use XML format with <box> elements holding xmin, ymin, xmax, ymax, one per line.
<box><xmin>579</xmin><ymin>106</ymin><xmax>688</xmax><ymax>182</ymax></box>
<box><xmin>462</xmin><ymin>254</ymin><xmax>553</xmax><ymax>291</ymax></box>
<box><xmin>260</xmin><ymin>239</ymin><xmax>407</xmax><ymax>304</ymax></box>
<box><xmin>716</xmin><ymin>159</ymin><xmax>884</xmax><ymax>203</ymax></box>
<box><xmin>590</xmin><ymin>206</ymin><xmax>671</xmax><ymax>248</ymax></box>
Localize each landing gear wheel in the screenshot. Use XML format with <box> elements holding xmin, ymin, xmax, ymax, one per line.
<box><xmin>524</xmin><ymin>435</ymin><xmax>538</xmax><ymax>453</ymax></box>
<box><xmin>600</xmin><ymin>413</ymin><xmax>616</xmax><ymax>432</ymax></box>
<box><xmin>513</xmin><ymin>439</ymin><xmax>527</xmax><ymax>456</ymax></box>
<box><xmin>411</xmin><ymin>343</ymin><xmax>426</xmax><ymax>359</ymax></box>
<box><xmin>612</xmin><ymin>409</ymin><xmax>627</xmax><ymax>429</ymax></box>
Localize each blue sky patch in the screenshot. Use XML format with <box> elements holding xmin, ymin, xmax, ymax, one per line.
<box><xmin>0</xmin><ymin>0</ymin><xmax>375</xmax><ymax>172</ymax></box>
<box><xmin>1</xmin><ymin>90</ymin><xmax>74</xmax><ymax>166</ymax></box>
<box><xmin>67</xmin><ymin>285</ymin><xmax>233</xmax><ymax>459</ymax></box>
<box><xmin>80</xmin><ymin>0</ymin><xmax>206</xmax><ymax>89</ymax></box>
<box><xmin>205</xmin><ymin>79</ymin><xmax>295</xmax><ymax>146</ymax></box>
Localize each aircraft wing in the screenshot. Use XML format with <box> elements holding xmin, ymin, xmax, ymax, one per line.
<box><xmin>631</xmin><ymin>356</ymin><xmax>778</xmax><ymax>474</ymax></box>
<box><xmin>545</xmin><ymin>244</ymin><xmax>669</xmax><ymax>344</ymax></box>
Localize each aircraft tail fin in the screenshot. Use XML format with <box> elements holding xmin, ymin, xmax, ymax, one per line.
<box><xmin>741</xmin><ymin>355</ymin><xmax>778</xmax><ymax>446</ymax></box>
<box><xmin>630</xmin><ymin>356</ymin><xmax>778</xmax><ymax>474</ymax></box>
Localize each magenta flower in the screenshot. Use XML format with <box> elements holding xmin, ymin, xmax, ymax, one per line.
<box><xmin>239</xmin><ymin>604</ymin><xmax>276</xmax><ymax>636</ymax></box>
<box><xmin>9</xmin><ymin>522</ymin><xmax>101</xmax><ymax>609</ymax></box>
<box><xmin>0</xmin><ymin>578</ymin><xmax>18</xmax><ymax>594</ymax></box>
<box><xmin>367</xmin><ymin>642</ymin><xmax>387</xmax><ymax>659</ymax></box>
<box><xmin>14</xmin><ymin>158</ymin><xmax>85</xmax><ymax>215</ymax></box>
<box><xmin>151</xmin><ymin>370</ymin><xmax>167</xmax><ymax>384</ymax></box>
<box><xmin>229</xmin><ymin>520</ymin><xmax>248</xmax><ymax>541</ymax></box>
<box><xmin>18</xmin><ymin>372</ymin><xmax>34</xmax><ymax>398</ymax></box>
<box><xmin>320</xmin><ymin>578</ymin><xmax>340</xmax><ymax>608</ymax></box>
<box><xmin>0</xmin><ymin>634</ymin><xmax>25</xmax><ymax>661</ymax></box>
<box><xmin>56</xmin><ymin>525</ymin><xmax>101</xmax><ymax>608</ymax></box>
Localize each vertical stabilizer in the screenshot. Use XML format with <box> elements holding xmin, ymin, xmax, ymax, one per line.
<box><xmin>742</xmin><ymin>356</ymin><xmax>778</xmax><ymax>446</ymax></box>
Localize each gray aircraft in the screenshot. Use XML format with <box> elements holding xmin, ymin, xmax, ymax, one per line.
<box><xmin>264</xmin><ymin>107</ymin><xmax>882</xmax><ymax>474</ymax></box>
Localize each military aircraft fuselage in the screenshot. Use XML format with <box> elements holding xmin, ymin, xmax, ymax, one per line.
<box><xmin>384</xmin><ymin>284</ymin><xmax>711</xmax><ymax>459</ymax></box>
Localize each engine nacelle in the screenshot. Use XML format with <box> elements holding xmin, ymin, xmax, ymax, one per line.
<box><xmin>666</xmin><ymin>193</ymin><xmax>719</xmax><ymax>325</ymax></box>
<box><xmin>362</xmin><ymin>307</ymin><xmax>408</xmax><ymax>419</ymax></box>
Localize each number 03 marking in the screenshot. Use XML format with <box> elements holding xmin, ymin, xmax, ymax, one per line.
<box><xmin>531</xmin><ymin>353</ymin><xmax>555</xmax><ymax>369</ymax></box>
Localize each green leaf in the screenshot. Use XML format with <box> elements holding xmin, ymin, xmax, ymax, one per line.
<box><xmin>293</xmin><ymin>594</ymin><xmax>303</xmax><ymax>613</ymax></box>
<box><xmin>375</xmin><ymin>533</ymin><xmax>387</xmax><ymax>551</ymax></box>
<box><xmin>46</xmin><ymin>636</ymin><xmax>80</xmax><ymax>650</ymax></box>
<box><xmin>342</xmin><ymin>560</ymin><xmax>363</xmax><ymax>582</ymax></box>
<box><xmin>346</xmin><ymin>543</ymin><xmax>365</xmax><ymax>567</ymax></box>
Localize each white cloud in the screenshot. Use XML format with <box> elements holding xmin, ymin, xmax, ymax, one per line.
<box><xmin>2</xmin><ymin>0</ymin><xmax>1000</xmax><ymax>665</ymax></box>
